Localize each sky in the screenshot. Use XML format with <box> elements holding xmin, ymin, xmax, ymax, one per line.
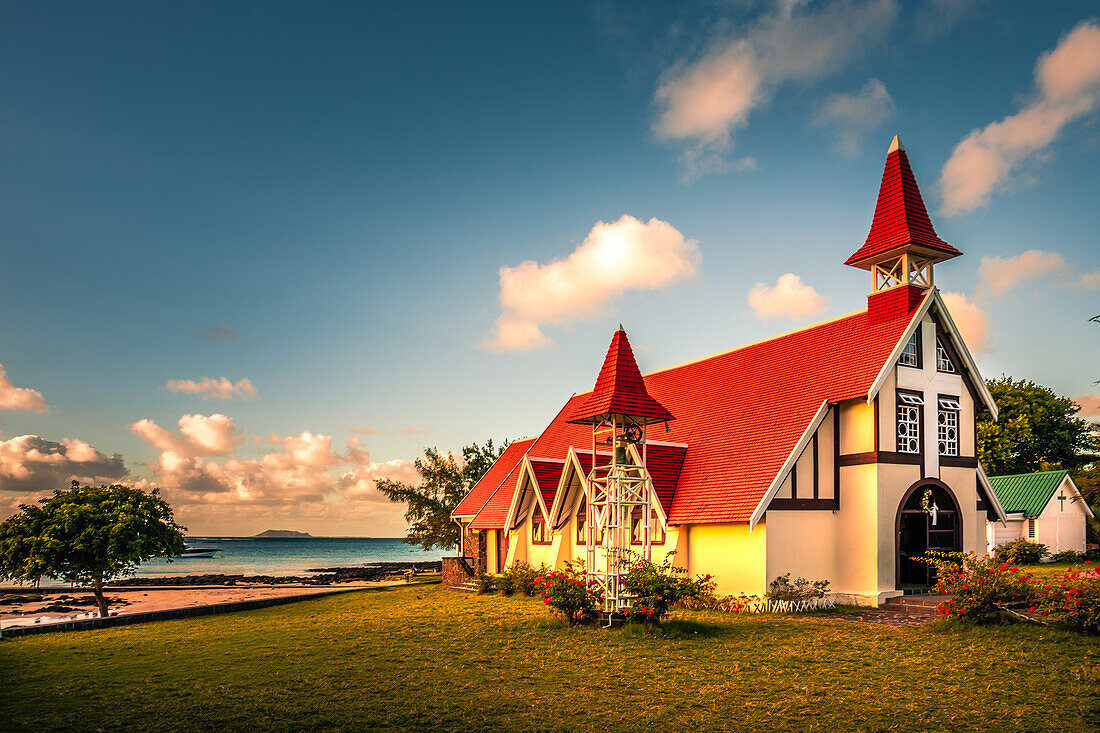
<box><xmin>0</xmin><ymin>1</ymin><xmax>1098</xmax><ymax>536</ymax></box>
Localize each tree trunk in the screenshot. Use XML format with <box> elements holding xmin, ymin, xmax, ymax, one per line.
<box><xmin>92</xmin><ymin>573</ymin><xmax>109</xmax><ymax>618</ymax></box>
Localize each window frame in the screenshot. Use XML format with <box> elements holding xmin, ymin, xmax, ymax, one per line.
<box><xmin>936</xmin><ymin>338</ymin><xmax>957</xmax><ymax>373</ymax></box>
<box><xmin>937</xmin><ymin>394</ymin><xmax>960</xmax><ymax>457</ymax></box>
<box><xmin>898</xmin><ymin>325</ymin><xmax>922</xmax><ymax>368</ymax></box>
<box><xmin>531</xmin><ymin>504</ymin><xmax>551</xmax><ymax>545</ymax></box>
<box><xmin>896</xmin><ymin>389</ymin><xmax>923</xmax><ymax>455</ymax></box>
<box><xmin>575</xmin><ymin>495</ymin><xmax>586</xmax><ymax>544</ymax></box>
<box><xmin>629</xmin><ymin>506</ymin><xmax>665</xmax><ymax>546</ymax></box>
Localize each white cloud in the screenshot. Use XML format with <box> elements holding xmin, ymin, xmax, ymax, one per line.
<box><xmin>940</xmin><ymin>20</ymin><xmax>1100</xmax><ymax>215</ymax></box>
<box><xmin>482</xmin><ymin>215</ymin><xmax>700</xmax><ymax>352</ymax></box>
<box><xmin>129</xmin><ymin>413</ymin><xmax>241</xmax><ymax>457</ymax></box>
<box><xmin>653</xmin><ymin>0</ymin><xmax>898</xmax><ymax>178</ymax></box>
<box><xmin>130</xmin><ymin>415</ymin><xmax>417</xmax><ymax>512</ymax></box>
<box><xmin>0</xmin><ymin>364</ymin><xmax>48</xmax><ymax>413</ymax></box>
<box><xmin>166</xmin><ymin>377</ymin><xmax>258</xmax><ymax>401</ymax></box>
<box><xmin>940</xmin><ymin>291</ymin><xmax>989</xmax><ymax>354</ymax></box>
<box><xmin>977</xmin><ymin>250</ymin><xmax>1067</xmax><ymax>297</ymax></box>
<box><xmin>974</xmin><ymin>249</ymin><xmax>1100</xmax><ymax>296</ymax></box>
<box><xmin>812</xmin><ymin>78</ymin><xmax>896</xmax><ymax>154</ymax></box>
<box><xmin>1074</xmin><ymin>394</ymin><xmax>1100</xmax><ymax>418</ymax></box>
<box><xmin>0</xmin><ymin>435</ymin><xmax>127</xmax><ymax>492</ymax></box>
<box><xmin>747</xmin><ymin>273</ymin><xmax>830</xmax><ymax>320</ymax></box>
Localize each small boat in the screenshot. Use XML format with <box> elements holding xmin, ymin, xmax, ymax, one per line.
<box><xmin>176</xmin><ymin>545</ymin><xmax>221</xmax><ymax>559</ymax></box>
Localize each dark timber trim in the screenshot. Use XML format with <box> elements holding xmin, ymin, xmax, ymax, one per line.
<box><xmin>812</xmin><ymin>433</ymin><xmax>819</xmax><ymax>500</ymax></box>
<box><xmin>833</xmin><ymin>405</ymin><xmax>841</xmax><ymax>511</ymax></box>
<box><xmin>839</xmin><ymin>451</ymin><xmax>922</xmax><ymax>466</ymax></box>
<box><xmin>791</xmin><ymin>451</ymin><xmax>798</xmax><ymax>499</ymax></box>
<box><xmin>940</xmin><ymin>455</ymin><xmax>979</xmax><ymax>468</ymax></box>
<box><xmin>768</xmin><ymin>498</ymin><xmax>835</xmax><ymax>511</ymax></box>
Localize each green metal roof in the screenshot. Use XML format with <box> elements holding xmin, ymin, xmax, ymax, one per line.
<box><xmin>987</xmin><ymin>470</ymin><xmax>1068</xmax><ymax>516</ymax></box>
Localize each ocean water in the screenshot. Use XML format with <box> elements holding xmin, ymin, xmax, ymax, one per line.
<box><xmin>133</xmin><ymin>537</ymin><xmax>449</xmax><ymax>578</ymax></box>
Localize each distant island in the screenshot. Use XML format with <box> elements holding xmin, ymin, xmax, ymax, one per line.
<box><xmin>255</xmin><ymin>529</ymin><xmax>313</xmax><ymax>538</ymax></box>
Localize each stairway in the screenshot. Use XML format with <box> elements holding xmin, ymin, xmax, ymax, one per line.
<box><xmin>879</xmin><ymin>594</ymin><xmax>949</xmax><ymax>616</ymax></box>
<box><xmin>447</xmin><ymin>580</ymin><xmax>480</xmax><ymax>593</ymax></box>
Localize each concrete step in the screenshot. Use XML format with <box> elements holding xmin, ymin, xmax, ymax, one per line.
<box><xmin>880</xmin><ymin>594</ymin><xmax>950</xmax><ymax>616</ymax></box>
<box><xmin>446</xmin><ymin>581</ymin><xmax>480</xmax><ymax>593</ymax></box>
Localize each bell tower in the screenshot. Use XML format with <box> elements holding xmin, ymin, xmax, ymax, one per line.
<box><xmin>846</xmin><ymin>136</ymin><xmax>962</xmax><ymax>323</ymax></box>
<box><xmin>568</xmin><ymin>325</ymin><xmax>673</xmax><ymax>619</ymax></box>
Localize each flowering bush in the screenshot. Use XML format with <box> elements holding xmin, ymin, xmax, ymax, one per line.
<box><xmin>992</xmin><ymin>539</ymin><xmax>1049</xmax><ymax>565</ymax></box>
<box><xmin>534</xmin><ymin>561</ymin><xmax>602</xmax><ymax>625</ymax></box>
<box><xmin>766</xmin><ymin>574</ymin><xmax>829</xmax><ymax>603</ymax></box>
<box><xmin>922</xmin><ymin>551</ymin><xmax>1035</xmax><ymax>622</ymax></box>
<box><xmin>509</xmin><ymin>562</ymin><xmax>547</xmax><ymax>596</ymax></box>
<box><xmin>621</xmin><ymin>551</ymin><xmax>714</xmax><ymax>624</ymax></box>
<box><xmin>1032</xmin><ymin>563</ymin><xmax>1100</xmax><ymax>634</ymax></box>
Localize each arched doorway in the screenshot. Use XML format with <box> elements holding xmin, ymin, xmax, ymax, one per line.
<box><xmin>896</xmin><ymin>480</ymin><xmax>962</xmax><ymax>589</ymax></box>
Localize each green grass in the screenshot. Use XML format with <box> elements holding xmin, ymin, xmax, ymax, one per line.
<box><xmin>2</xmin><ymin>585</ymin><xmax>1097</xmax><ymax>732</ymax></box>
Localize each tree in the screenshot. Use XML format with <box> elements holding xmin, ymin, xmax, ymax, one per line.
<box><xmin>977</xmin><ymin>377</ymin><xmax>1098</xmax><ymax>476</ymax></box>
<box><xmin>0</xmin><ymin>481</ymin><xmax>186</xmax><ymax>617</ymax></box>
<box><xmin>378</xmin><ymin>439</ymin><xmax>507</xmax><ymax>551</ymax></box>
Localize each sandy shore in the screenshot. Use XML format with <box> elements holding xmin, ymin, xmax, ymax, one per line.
<box><xmin>0</xmin><ymin>580</ymin><xmax>404</xmax><ymax>630</ymax></box>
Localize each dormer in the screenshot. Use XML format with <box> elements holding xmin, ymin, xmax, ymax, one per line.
<box><xmin>847</xmin><ymin>136</ymin><xmax>962</xmax><ymax>324</ymax></box>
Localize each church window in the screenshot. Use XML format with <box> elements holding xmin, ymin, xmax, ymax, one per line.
<box><xmin>937</xmin><ymin>396</ymin><xmax>959</xmax><ymax>456</ymax></box>
<box><xmin>1028</xmin><ymin>517</ymin><xmax>1036</xmax><ymax>539</ymax></box>
<box><xmin>576</xmin><ymin>496</ymin><xmax>586</xmax><ymax>543</ymax></box>
<box><xmin>936</xmin><ymin>339</ymin><xmax>956</xmax><ymax>373</ymax></box>
<box><xmin>531</xmin><ymin>505</ymin><xmax>550</xmax><ymax>545</ymax></box>
<box><xmin>630</xmin><ymin>507</ymin><xmax>665</xmax><ymax>545</ymax></box>
<box><xmin>898</xmin><ymin>329</ymin><xmax>920</xmax><ymax>368</ymax></box>
<box><xmin>897</xmin><ymin>391</ymin><xmax>923</xmax><ymax>454</ymax></box>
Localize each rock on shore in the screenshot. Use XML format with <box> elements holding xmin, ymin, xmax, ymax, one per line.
<box><xmin>107</xmin><ymin>560</ymin><xmax>442</xmax><ymax>587</ymax></box>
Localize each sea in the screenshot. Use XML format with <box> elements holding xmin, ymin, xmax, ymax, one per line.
<box><xmin>132</xmin><ymin>537</ymin><xmax>449</xmax><ymax>578</ymax></box>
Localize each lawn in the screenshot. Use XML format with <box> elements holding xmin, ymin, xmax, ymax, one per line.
<box><xmin>2</xmin><ymin>585</ymin><xmax>1097</xmax><ymax>732</ymax></box>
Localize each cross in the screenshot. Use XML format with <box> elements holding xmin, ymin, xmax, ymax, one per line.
<box><xmin>1058</xmin><ymin>492</ymin><xmax>1066</xmax><ymax>511</ymax></box>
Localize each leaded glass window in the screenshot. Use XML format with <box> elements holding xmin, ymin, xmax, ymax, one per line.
<box><xmin>936</xmin><ymin>339</ymin><xmax>956</xmax><ymax>373</ymax></box>
<box><xmin>897</xmin><ymin>392</ymin><xmax>923</xmax><ymax>454</ymax></box>
<box><xmin>899</xmin><ymin>331</ymin><xmax>920</xmax><ymax>367</ymax></box>
<box><xmin>937</xmin><ymin>396</ymin><xmax>959</xmax><ymax>456</ymax></box>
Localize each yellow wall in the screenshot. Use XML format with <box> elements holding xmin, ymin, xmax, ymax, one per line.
<box><xmin>679</xmin><ymin>523</ymin><xmax>768</xmax><ymax>597</ymax></box>
<box><xmin>840</xmin><ymin>399</ymin><xmax>875</xmax><ymax>454</ymax></box>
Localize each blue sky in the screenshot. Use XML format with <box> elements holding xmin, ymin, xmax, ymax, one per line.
<box><xmin>1</xmin><ymin>1</ymin><xmax>1097</xmax><ymax>535</ymax></box>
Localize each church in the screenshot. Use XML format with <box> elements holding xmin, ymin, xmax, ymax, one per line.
<box><xmin>450</xmin><ymin>137</ymin><xmax>1008</xmax><ymax>607</ymax></box>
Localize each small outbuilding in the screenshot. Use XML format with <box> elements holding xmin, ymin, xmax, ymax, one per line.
<box><xmin>986</xmin><ymin>470</ymin><xmax>1093</xmax><ymax>556</ymax></box>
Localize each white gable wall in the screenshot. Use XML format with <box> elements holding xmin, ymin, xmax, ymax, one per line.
<box><xmin>1035</xmin><ymin>475</ymin><xmax>1088</xmax><ymax>554</ymax></box>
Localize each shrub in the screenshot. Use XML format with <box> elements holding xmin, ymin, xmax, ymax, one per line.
<box><xmin>534</xmin><ymin>561</ymin><xmax>602</xmax><ymax>625</ymax></box>
<box><xmin>1032</xmin><ymin>563</ymin><xmax>1100</xmax><ymax>634</ymax></box>
<box><xmin>993</xmin><ymin>539</ymin><xmax>1050</xmax><ymax>565</ymax></box>
<box><xmin>509</xmin><ymin>562</ymin><xmax>545</xmax><ymax>596</ymax></box>
<box><xmin>922</xmin><ymin>551</ymin><xmax>1037</xmax><ymax>622</ymax></box>
<box><xmin>621</xmin><ymin>551</ymin><xmax>714</xmax><ymax>624</ymax></box>
<box><xmin>496</xmin><ymin>569</ymin><xmax>514</xmax><ymax>596</ymax></box>
<box><xmin>1051</xmin><ymin>550</ymin><xmax>1083</xmax><ymax>563</ymax></box>
<box><xmin>476</xmin><ymin>571</ymin><xmax>495</xmax><ymax>594</ymax></box>
<box><xmin>766</xmin><ymin>574</ymin><xmax>829</xmax><ymax>603</ymax></box>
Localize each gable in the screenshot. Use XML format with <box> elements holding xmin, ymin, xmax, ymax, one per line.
<box><xmin>988</xmin><ymin>470</ymin><xmax>1068</xmax><ymax>516</ymax></box>
<box><xmin>453</xmin><ymin>437</ymin><xmax>535</xmax><ymax>518</ymax></box>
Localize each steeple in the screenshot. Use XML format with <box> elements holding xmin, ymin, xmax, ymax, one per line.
<box><xmin>848</xmin><ymin>136</ymin><xmax>962</xmax><ymax>322</ymax></box>
<box><xmin>567</xmin><ymin>326</ymin><xmax>673</xmax><ymax>425</ymax></box>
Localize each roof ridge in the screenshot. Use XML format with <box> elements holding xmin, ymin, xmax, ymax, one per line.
<box><xmin>569</xmin><ymin>306</ymin><xmax>868</xmax><ymax>397</ymax></box>
<box><xmin>989</xmin><ymin>469</ymin><xmax>1069</xmax><ymax>479</ymax></box>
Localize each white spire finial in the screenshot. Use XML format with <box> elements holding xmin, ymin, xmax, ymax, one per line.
<box><xmin>888</xmin><ymin>135</ymin><xmax>904</xmax><ymax>154</ymax></box>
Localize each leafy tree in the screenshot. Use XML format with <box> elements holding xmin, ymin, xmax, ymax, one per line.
<box><xmin>0</xmin><ymin>481</ymin><xmax>186</xmax><ymax>617</ymax></box>
<box><xmin>378</xmin><ymin>439</ymin><xmax>507</xmax><ymax>551</ymax></box>
<box><xmin>977</xmin><ymin>377</ymin><xmax>1098</xmax><ymax>475</ymax></box>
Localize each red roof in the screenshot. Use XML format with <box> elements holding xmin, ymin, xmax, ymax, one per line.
<box><xmin>845</xmin><ymin>137</ymin><xmax>961</xmax><ymax>269</ymax></box>
<box><xmin>452</xmin><ymin>437</ymin><xmax>535</xmax><ymax>518</ymax></box>
<box><xmin>529</xmin><ymin>458</ymin><xmax>565</xmax><ymax>510</ymax></box>
<box><xmin>524</xmin><ymin>304</ymin><xmax>919</xmax><ymax>524</ymax></box>
<box><xmin>567</xmin><ymin>326</ymin><xmax>674</xmax><ymax>424</ymax></box>
<box><xmin>469</xmin><ymin>462</ymin><xmax>524</xmax><ymax>530</ymax></box>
